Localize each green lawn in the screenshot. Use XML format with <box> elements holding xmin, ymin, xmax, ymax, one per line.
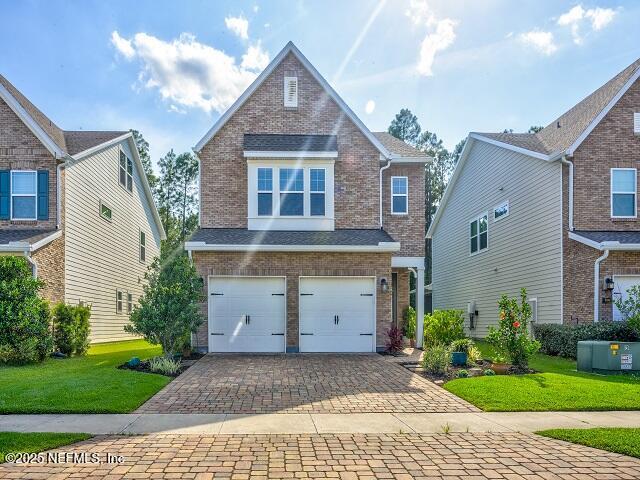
<box><xmin>0</xmin><ymin>340</ymin><xmax>170</xmax><ymax>414</ymax></box>
<box><xmin>0</xmin><ymin>432</ymin><xmax>92</xmax><ymax>463</ymax></box>
<box><xmin>444</xmin><ymin>341</ymin><xmax>640</xmax><ymax>411</ymax></box>
<box><xmin>537</xmin><ymin>428</ymin><xmax>640</xmax><ymax>459</ymax></box>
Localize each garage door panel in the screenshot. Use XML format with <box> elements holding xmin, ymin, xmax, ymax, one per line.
<box><xmin>300</xmin><ymin>334</ymin><xmax>373</xmax><ymax>353</ymax></box>
<box><xmin>209</xmin><ymin>277</ymin><xmax>285</xmax><ymax>352</ymax></box>
<box><xmin>613</xmin><ymin>275</ymin><xmax>640</xmax><ymax>321</ymax></box>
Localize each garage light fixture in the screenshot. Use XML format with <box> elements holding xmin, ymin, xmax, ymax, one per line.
<box><xmin>380</xmin><ymin>277</ymin><xmax>389</xmax><ymax>293</ymax></box>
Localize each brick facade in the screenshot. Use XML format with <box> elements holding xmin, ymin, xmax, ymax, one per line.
<box><xmin>393</xmin><ymin>268</ymin><xmax>410</xmax><ymax>330</ymax></box>
<box><xmin>562</xmin><ymin>78</ymin><xmax>640</xmax><ymax>323</ymax></box>
<box><xmin>31</xmin><ymin>234</ymin><xmax>65</xmax><ymax>304</ymax></box>
<box><xmin>192</xmin><ymin>251</ymin><xmax>392</xmax><ymax>351</ymax></box>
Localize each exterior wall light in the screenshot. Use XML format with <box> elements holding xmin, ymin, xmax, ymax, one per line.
<box><xmin>380</xmin><ymin>277</ymin><xmax>389</xmax><ymax>293</ymax></box>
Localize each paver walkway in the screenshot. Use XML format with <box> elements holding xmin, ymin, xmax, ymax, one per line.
<box><xmin>2</xmin><ymin>432</ymin><xmax>640</xmax><ymax>479</ymax></box>
<box><xmin>137</xmin><ymin>354</ymin><xmax>477</xmax><ymax>414</ymax></box>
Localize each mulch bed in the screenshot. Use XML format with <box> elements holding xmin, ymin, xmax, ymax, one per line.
<box><xmin>117</xmin><ymin>352</ymin><xmax>204</xmax><ymax>378</ymax></box>
<box><xmin>398</xmin><ymin>358</ymin><xmax>535</xmax><ymax>383</ymax></box>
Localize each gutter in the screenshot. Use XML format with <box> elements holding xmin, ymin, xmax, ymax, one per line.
<box><xmin>594</xmin><ymin>249</ymin><xmax>609</xmax><ymax>322</ymax></box>
<box><xmin>56</xmin><ymin>160</ymin><xmax>67</xmax><ymax>229</ymax></box>
<box><xmin>561</xmin><ymin>156</ymin><xmax>574</xmax><ymax>231</ymax></box>
<box><xmin>184</xmin><ymin>242</ymin><xmax>401</xmax><ymax>253</ymax></box>
<box><xmin>379</xmin><ymin>158</ymin><xmax>392</xmax><ymax>228</ymax></box>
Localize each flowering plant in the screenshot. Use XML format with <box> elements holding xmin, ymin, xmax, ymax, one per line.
<box><xmin>486</xmin><ymin>288</ymin><xmax>540</xmax><ymax>370</ymax></box>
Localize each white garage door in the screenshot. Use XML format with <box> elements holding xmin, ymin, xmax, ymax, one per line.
<box><xmin>208</xmin><ymin>276</ymin><xmax>286</xmax><ymax>352</ymax></box>
<box><xmin>299</xmin><ymin>277</ymin><xmax>376</xmax><ymax>352</ymax></box>
<box><xmin>613</xmin><ymin>275</ymin><xmax>640</xmax><ymax>321</ymax></box>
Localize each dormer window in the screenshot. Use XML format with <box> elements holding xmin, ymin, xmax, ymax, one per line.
<box><xmin>119</xmin><ymin>150</ymin><xmax>133</xmax><ymax>192</ymax></box>
<box><xmin>284</xmin><ymin>76</ymin><xmax>298</xmax><ymax>107</ymax></box>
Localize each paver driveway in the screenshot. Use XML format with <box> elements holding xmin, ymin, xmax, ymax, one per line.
<box><xmin>2</xmin><ymin>432</ymin><xmax>640</xmax><ymax>479</ymax></box>
<box><xmin>137</xmin><ymin>354</ymin><xmax>477</xmax><ymax>414</ymax></box>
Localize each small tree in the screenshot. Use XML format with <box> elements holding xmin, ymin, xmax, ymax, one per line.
<box><xmin>614</xmin><ymin>285</ymin><xmax>640</xmax><ymax>333</ymax></box>
<box><xmin>52</xmin><ymin>303</ymin><xmax>91</xmax><ymax>356</ymax></box>
<box><xmin>125</xmin><ymin>253</ymin><xmax>204</xmax><ymax>357</ymax></box>
<box><xmin>0</xmin><ymin>256</ymin><xmax>53</xmax><ymax>364</ymax></box>
<box><xmin>487</xmin><ymin>288</ymin><xmax>540</xmax><ymax>369</ymax></box>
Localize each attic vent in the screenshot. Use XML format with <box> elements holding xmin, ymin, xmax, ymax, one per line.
<box><xmin>634</xmin><ymin>112</ymin><xmax>640</xmax><ymax>135</ymax></box>
<box><xmin>284</xmin><ymin>76</ymin><xmax>298</xmax><ymax>108</ymax></box>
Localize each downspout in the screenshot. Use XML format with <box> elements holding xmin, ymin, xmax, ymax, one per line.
<box><xmin>561</xmin><ymin>156</ymin><xmax>574</xmax><ymax>231</ymax></box>
<box><xmin>594</xmin><ymin>249</ymin><xmax>609</xmax><ymax>322</ymax></box>
<box><xmin>379</xmin><ymin>158</ymin><xmax>392</xmax><ymax>228</ymax></box>
<box><xmin>56</xmin><ymin>161</ymin><xmax>66</xmax><ymax>229</ymax></box>
<box><xmin>24</xmin><ymin>251</ymin><xmax>37</xmax><ymax>278</ymax></box>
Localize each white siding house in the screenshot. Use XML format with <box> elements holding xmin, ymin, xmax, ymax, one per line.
<box><xmin>429</xmin><ymin>138</ymin><xmax>563</xmax><ymax>336</ymax></box>
<box><xmin>64</xmin><ymin>138</ymin><xmax>162</xmax><ymax>343</ymax></box>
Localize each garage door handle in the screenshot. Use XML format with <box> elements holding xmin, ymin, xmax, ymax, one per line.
<box><xmin>300</xmin><ymin>293</ymin><xmax>314</xmax><ymax>296</ymax></box>
<box><xmin>271</xmin><ymin>333</ymin><xmax>284</xmax><ymax>336</ymax></box>
<box><xmin>301</xmin><ymin>333</ymin><xmax>314</xmax><ymax>335</ymax></box>
<box><xmin>272</xmin><ymin>293</ymin><xmax>285</xmax><ymax>296</ymax></box>
<box><xmin>211</xmin><ymin>333</ymin><xmax>224</xmax><ymax>336</ymax></box>
<box><xmin>211</xmin><ymin>292</ymin><xmax>224</xmax><ymax>296</ymax></box>
<box><xmin>360</xmin><ymin>333</ymin><xmax>373</xmax><ymax>336</ymax></box>
<box><xmin>360</xmin><ymin>293</ymin><xmax>373</xmax><ymax>296</ymax></box>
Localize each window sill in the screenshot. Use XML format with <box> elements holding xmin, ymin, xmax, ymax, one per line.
<box><xmin>390</xmin><ymin>212</ymin><xmax>409</xmax><ymax>216</ymax></box>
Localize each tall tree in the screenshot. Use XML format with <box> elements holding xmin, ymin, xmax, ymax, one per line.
<box><xmin>174</xmin><ymin>152</ymin><xmax>199</xmax><ymax>243</ymax></box>
<box><xmin>156</xmin><ymin>149</ymin><xmax>178</xmax><ymax>239</ymax></box>
<box><xmin>130</xmin><ymin>129</ymin><xmax>157</xmax><ymax>190</ymax></box>
<box><xmin>450</xmin><ymin>138</ymin><xmax>466</xmax><ymax>166</ymax></box>
<box><xmin>528</xmin><ymin>125</ymin><xmax>544</xmax><ymax>133</ymax></box>
<box><xmin>388</xmin><ymin>108</ymin><xmax>421</xmax><ymax>146</ymax></box>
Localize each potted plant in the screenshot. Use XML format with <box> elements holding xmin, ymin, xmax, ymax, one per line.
<box><xmin>450</xmin><ymin>338</ymin><xmax>475</xmax><ymax>366</ymax></box>
<box><xmin>490</xmin><ymin>352</ymin><xmax>510</xmax><ymax>375</ymax></box>
<box><xmin>403</xmin><ymin>306</ymin><xmax>417</xmax><ymax>348</ymax></box>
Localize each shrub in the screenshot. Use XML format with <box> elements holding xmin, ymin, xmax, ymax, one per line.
<box><xmin>52</xmin><ymin>303</ymin><xmax>91</xmax><ymax>356</ymax></box>
<box><xmin>450</xmin><ymin>338</ymin><xmax>475</xmax><ymax>353</ymax></box>
<box><xmin>483</xmin><ymin>368</ymin><xmax>496</xmax><ymax>376</ymax></box>
<box><xmin>423</xmin><ymin>310</ymin><xmax>465</xmax><ymax>347</ymax></box>
<box><xmin>486</xmin><ymin>288</ymin><xmax>540</xmax><ymax>369</ymax></box>
<box><xmin>148</xmin><ymin>356</ymin><xmax>182</xmax><ymax>376</ymax></box>
<box><xmin>457</xmin><ymin>369</ymin><xmax>469</xmax><ymax>378</ymax></box>
<box><xmin>0</xmin><ymin>256</ymin><xmax>53</xmax><ymax>364</ymax></box>
<box><xmin>533</xmin><ymin>322</ymin><xmax>640</xmax><ymax>359</ymax></box>
<box><xmin>613</xmin><ymin>285</ymin><xmax>640</xmax><ymax>333</ymax></box>
<box><xmin>421</xmin><ymin>344</ymin><xmax>451</xmax><ymax>375</ymax></box>
<box><xmin>385</xmin><ymin>325</ymin><xmax>404</xmax><ymax>354</ymax></box>
<box><xmin>125</xmin><ymin>253</ymin><xmax>204</xmax><ymax>357</ymax></box>
<box><xmin>403</xmin><ymin>306</ymin><xmax>416</xmax><ymax>341</ymax></box>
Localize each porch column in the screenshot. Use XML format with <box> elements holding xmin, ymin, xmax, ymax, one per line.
<box><xmin>416</xmin><ymin>266</ymin><xmax>425</xmax><ymax>348</ymax></box>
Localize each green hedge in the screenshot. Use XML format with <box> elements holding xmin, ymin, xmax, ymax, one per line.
<box><xmin>53</xmin><ymin>303</ymin><xmax>91</xmax><ymax>356</ymax></box>
<box><xmin>533</xmin><ymin>322</ymin><xmax>640</xmax><ymax>359</ymax></box>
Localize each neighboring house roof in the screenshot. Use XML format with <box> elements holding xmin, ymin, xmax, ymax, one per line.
<box><xmin>428</xmin><ymin>57</ymin><xmax>640</xmax><ymax>238</ymax></box>
<box><xmin>185</xmin><ymin>228</ymin><xmax>400</xmax><ymax>252</ymax></box>
<box><xmin>0</xmin><ymin>229</ymin><xmax>61</xmax><ymax>252</ymax></box>
<box><xmin>244</xmin><ymin>134</ymin><xmax>337</xmax><ymax>152</ymax></box>
<box><xmin>194</xmin><ymin>42</ymin><xmax>392</xmax><ymax>158</ymax></box>
<box><xmin>570</xmin><ymin>230</ymin><xmax>640</xmax><ymax>251</ymax></box>
<box><xmin>373</xmin><ymin>132</ymin><xmax>430</xmax><ymax>158</ymax></box>
<box><xmin>64</xmin><ymin>130</ymin><xmax>128</xmax><ymax>156</ymax></box>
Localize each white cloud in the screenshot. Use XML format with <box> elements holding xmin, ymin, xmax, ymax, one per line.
<box><xmin>365</xmin><ymin>100</ymin><xmax>375</xmax><ymax>114</ymax></box>
<box><xmin>557</xmin><ymin>5</ymin><xmax>616</xmax><ymax>44</ymax></box>
<box><xmin>110</xmin><ymin>31</ymin><xmax>270</xmax><ymax>114</ymax></box>
<box><xmin>111</xmin><ymin>31</ymin><xmax>135</xmax><ymax>59</ymax></box>
<box><xmin>225</xmin><ymin>15</ymin><xmax>249</xmax><ymax>40</ymax></box>
<box><xmin>406</xmin><ymin>0</ymin><xmax>457</xmax><ymax>76</ymax></box>
<box><xmin>241</xmin><ymin>42</ymin><xmax>269</xmax><ymax>71</ymax></box>
<box><xmin>253</xmin><ymin>5</ymin><xmax>259</xmax><ymax>13</ymax></box>
<box><xmin>519</xmin><ymin>30</ymin><xmax>557</xmax><ymax>56</ymax></box>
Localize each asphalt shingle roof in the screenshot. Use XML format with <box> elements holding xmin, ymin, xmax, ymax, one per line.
<box><xmin>0</xmin><ymin>74</ymin><xmax>127</xmax><ymax>156</ymax></box>
<box><xmin>473</xmin><ymin>132</ymin><xmax>551</xmax><ymax>154</ymax></box>
<box><xmin>244</xmin><ymin>134</ymin><xmax>338</xmax><ymax>152</ymax></box>
<box><xmin>574</xmin><ymin>230</ymin><xmax>640</xmax><ymax>245</ymax></box>
<box><xmin>372</xmin><ymin>132</ymin><xmax>429</xmax><ymax>158</ymax></box>
<box><xmin>0</xmin><ymin>229</ymin><xmax>58</xmax><ymax>245</ymax></box>
<box><xmin>189</xmin><ymin>228</ymin><xmax>396</xmax><ymax>246</ymax></box>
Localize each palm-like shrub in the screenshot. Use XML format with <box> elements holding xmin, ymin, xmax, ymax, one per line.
<box><xmin>423</xmin><ymin>310</ymin><xmax>465</xmax><ymax>347</ymax></box>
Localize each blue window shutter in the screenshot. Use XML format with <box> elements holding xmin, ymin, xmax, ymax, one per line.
<box><xmin>0</xmin><ymin>170</ymin><xmax>9</xmax><ymax>220</ymax></box>
<box><xmin>37</xmin><ymin>170</ymin><xmax>49</xmax><ymax>220</ymax></box>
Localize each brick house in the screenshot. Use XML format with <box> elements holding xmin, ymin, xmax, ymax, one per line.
<box><xmin>0</xmin><ymin>75</ymin><xmax>165</xmax><ymax>342</ymax></box>
<box><xmin>186</xmin><ymin>42</ymin><xmax>429</xmax><ymax>353</ymax></box>
<box><xmin>427</xmin><ymin>58</ymin><xmax>640</xmax><ymax>334</ymax></box>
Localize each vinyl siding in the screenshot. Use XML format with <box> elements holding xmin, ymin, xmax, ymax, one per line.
<box><xmin>431</xmin><ymin>140</ymin><xmax>562</xmax><ymax>337</ymax></box>
<box><xmin>64</xmin><ymin>140</ymin><xmax>161</xmax><ymax>343</ymax></box>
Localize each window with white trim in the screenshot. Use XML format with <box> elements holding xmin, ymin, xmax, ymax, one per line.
<box><xmin>127</xmin><ymin>292</ymin><xmax>133</xmax><ymax>314</ymax></box>
<box><xmin>11</xmin><ymin>171</ymin><xmax>37</xmax><ymax>220</ymax></box>
<box><xmin>119</xmin><ymin>150</ymin><xmax>133</xmax><ymax>192</ymax></box>
<box><xmin>310</xmin><ymin>168</ymin><xmax>325</xmax><ymax>216</ymax></box>
<box><xmin>284</xmin><ymin>76</ymin><xmax>298</xmax><ymax>107</ymax></box>
<box><xmin>279</xmin><ymin>168</ymin><xmax>304</xmax><ymax>216</ymax></box>
<box><xmin>257</xmin><ymin>167</ymin><xmax>273</xmax><ymax>216</ymax></box>
<box><xmin>116</xmin><ymin>290</ymin><xmax>123</xmax><ymax>314</ymax></box>
<box><xmin>611</xmin><ymin>168</ymin><xmax>637</xmax><ymax>218</ymax></box>
<box><xmin>139</xmin><ymin>230</ymin><xmax>146</xmax><ymax>263</ymax></box>
<box><xmin>391</xmin><ymin>176</ymin><xmax>408</xmax><ymax>214</ymax></box>
<box><xmin>493</xmin><ymin>201</ymin><xmax>509</xmax><ymax>221</ymax></box>
<box><xmin>470</xmin><ymin>213</ymin><xmax>488</xmax><ymax>254</ymax></box>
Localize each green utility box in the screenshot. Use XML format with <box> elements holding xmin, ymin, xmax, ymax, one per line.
<box><xmin>577</xmin><ymin>341</ymin><xmax>640</xmax><ymax>373</ymax></box>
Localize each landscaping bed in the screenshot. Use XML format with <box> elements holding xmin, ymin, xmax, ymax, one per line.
<box><xmin>537</xmin><ymin>428</ymin><xmax>640</xmax><ymax>459</ymax></box>
<box><xmin>118</xmin><ymin>351</ymin><xmax>204</xmax><ymax>377</ymax></box>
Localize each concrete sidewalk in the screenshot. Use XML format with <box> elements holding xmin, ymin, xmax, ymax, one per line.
<box><xmin>2</xmin><ymin>411</ymin><xmax>640</xmax><ymax>435</ymax></box>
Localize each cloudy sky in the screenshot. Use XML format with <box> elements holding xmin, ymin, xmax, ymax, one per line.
<box><xmin>1</xmin><ymin>0</ymin><xmax>638</xmax><ymax>166</ymax></box>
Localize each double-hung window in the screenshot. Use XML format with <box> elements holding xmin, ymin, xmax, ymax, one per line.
<box><xmin>310</xmin><ymin>168</ymin><xmax>325</xmax><ymax>216</ymax></box>
<box><xmin>257</xmin><ymin>168</ymin><xmax>273</xmax><ymax>216</ymax></box>
<box><xmin>611</xmin><ymin>168</ymin><xmax>637</xmax><ymax>218</ymax></box>
<box><xmin>279</xmin><ymin>168</ymin><xmax>304</xmax><ymax>216</ymax></box>
<box><xmin>116</xmin><ymin>290</ymin><xmax>123</xmax><ymax>314</ymax></box>
<box><xmin>391</xmin><ymin>176</ymin><xmax>408</xmax><ymax>214</ymax></box>
<box><xmin>127</xmin><ymin>293</ymin><xmax>133</xmax><ymax>314</ymax></box>
<box><xmin>10</xmin><ymin>171</ymin><xmax>37</xmax><ymax>220</ymax></box>
<box><xmin>470</xmin><ymin>213</ymin><xmax>488</xmax><ymax>255</ymax></box>
<box><xmin>119</xmin><ymin>151</ymin><xmax>133</xmax><ymax>192</ymax></box>
<box><xmin>139</xmin><ymin>230</ymin><xmax>146</xmax><ymax>263</ymax></box>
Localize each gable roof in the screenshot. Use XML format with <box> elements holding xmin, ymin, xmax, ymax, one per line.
<box><xmin>373</xmin><ymin>132</ymin><xmax>429</xmax><ymax>158</ymax></box>
<box><xmin>194</xmin><ymin>41</ymin><xmax>391</xmax><ymax>158</ymax></box>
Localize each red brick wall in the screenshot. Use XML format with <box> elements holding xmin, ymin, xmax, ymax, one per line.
<box><xmin>198</xmin><ymin>52</ymin><xmax>382</xmax><ymax>230</ymax></box>
<box><xmin>192</xmin><ymin>251</ymin><xmax>392</xmax><ymax>350</ymax></box>
<box><xmin>32</xmin><ymin>234</ymin><xmax>65</xmax><ymax>304</ymax></box>
<box><xmin>383</xmin><ymin>164</ymin><xmax>425</xmax><ymax>257</ymax></box>
<box><xmin>0</xmin><ymin>98</ymin><xmax>58</xmax><ymax>230</ymax></box>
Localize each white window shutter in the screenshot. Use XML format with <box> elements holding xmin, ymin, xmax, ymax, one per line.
<box><xmin>284</xmin><ymin>76</ymin><xmax>298</xmax><ymax>107</ymax></box>
<box><xmin>634</xmin><ymin>112</ymin><xmax>640</xmax><ymax>135</ymax></box>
